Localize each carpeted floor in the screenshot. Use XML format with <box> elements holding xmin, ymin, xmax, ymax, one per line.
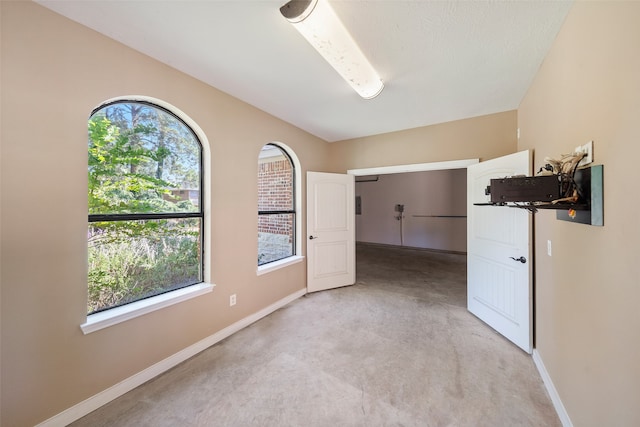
<box><xmin>71</xmin><ymin>243</ymin><xmax>560</xmax><ymax>427</ymax></box>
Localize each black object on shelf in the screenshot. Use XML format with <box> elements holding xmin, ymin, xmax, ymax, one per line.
<box><xmin>475</xmin><ymin>165</ymin><xmax>603</xmax><ymax>226</ymax></box>
<box><xmin>488</xmin><ymin>175</ymin><xmax>561</xmax><ymax>203</ymax></box>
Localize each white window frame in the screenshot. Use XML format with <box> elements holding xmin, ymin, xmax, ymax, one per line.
<box><xmin>257</xmin><ymin>142</ymin><xmax>304</xmax><ymax>275</ymax></box>
<box><xmin>82</xmin><ymin>95</ymin><xmax>215</xmax><ymax>334</ymax></box>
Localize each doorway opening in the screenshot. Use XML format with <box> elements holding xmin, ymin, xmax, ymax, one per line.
<box><xmin>349</xmin><ymin>159</ymin><xmax>478</xmax><ymax>254</ymax></box>
<box><xmin>348</xmin><ymin>158</ymin><xmax>478</xmax><ymax>307</ymax></box>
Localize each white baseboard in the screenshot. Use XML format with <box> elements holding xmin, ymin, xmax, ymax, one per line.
<box><xmin>532</xmin><ymin>349</ymin><xmax>573</xmax><ymax>427</ymax></box>
<box><xmin>37</xmin><ymin>288</ymin><xmax>307</xmax><ymax>427</ymax></box>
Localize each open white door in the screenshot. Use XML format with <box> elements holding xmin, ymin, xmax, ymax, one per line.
<box><xmin>467</xmin><ymin>151</ymin><xmax>533</xmax><ymax>353</ymax></box>
<box><xmin>307</xmin><ymin>171</ymin><xmax>355</xmax><ymax>293</ymax></box>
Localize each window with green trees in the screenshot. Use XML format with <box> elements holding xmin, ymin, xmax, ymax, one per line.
<box><xmin>88</xmin><ymin>100</ymin><xmax>203</xmax><ymax>314</ymax></box>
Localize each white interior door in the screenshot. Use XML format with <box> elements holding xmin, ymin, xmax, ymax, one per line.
<box><xmin>307</xmin><ymin>171</ymin><xmax>355</xmax><ymax>293</ymax></box>
<box><xmin>467</xmin><ymin>150</ymin><xmax>532</xmax><ymax>353</ymax></box>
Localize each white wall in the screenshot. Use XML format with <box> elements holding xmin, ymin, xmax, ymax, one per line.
<box><xmin>355</xmin><ymin>169</ymin><xmax>467</xmax><ymax>252</ymax></box>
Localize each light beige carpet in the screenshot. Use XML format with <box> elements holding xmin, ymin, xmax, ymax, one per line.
<box><xmin>71</xmin><ymin>243</ymin><xmax>559</xmax><ymax>427</ymax></box>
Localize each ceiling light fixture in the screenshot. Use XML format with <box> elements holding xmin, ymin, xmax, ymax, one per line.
<box><xmin>280</xmin><ymin>0</ymin><xmax>384</xmax><ymax>99</ymax></box>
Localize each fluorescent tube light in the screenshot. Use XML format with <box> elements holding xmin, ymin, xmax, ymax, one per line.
<box><xmin>280</xmin><ymin>0</ymin><xmax>384</xmax><ymax>99</ymax></box>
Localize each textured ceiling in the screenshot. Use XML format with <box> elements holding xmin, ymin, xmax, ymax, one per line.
<box><xmin>37</xmin><ymin>0</ymin><xmax>573</xmax><ymax>142</ymax></box>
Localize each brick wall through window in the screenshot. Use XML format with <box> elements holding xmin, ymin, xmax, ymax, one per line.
<box><xmin>258</xmin><ymin>151</ymin><xmax>294</xmax><ymax>264</ymax></box>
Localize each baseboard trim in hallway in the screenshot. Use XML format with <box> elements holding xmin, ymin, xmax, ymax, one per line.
<box><xmin>357</xmin><ymin>241</ymin><xmax>467</xmax><ymax>256</ymax></box>
<box><xmin>36</xmin><ymin>288</ymin><xmax>308</xmax><ymax>427</ymax></box>
<box><xmin>533</xmin><ymin>349</ymin><xmax>573</xmax><ymax>427</ymax></box>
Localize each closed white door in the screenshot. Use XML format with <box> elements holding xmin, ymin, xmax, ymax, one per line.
<box><xmin>467</xmin><ymin>151</ymin><xmax>532</xmax><ymax>353</ymax></box>
<box><xmin>307</xmin><ymin>172</ymin><xmax>355</xmax><ymax>293</ymax></box>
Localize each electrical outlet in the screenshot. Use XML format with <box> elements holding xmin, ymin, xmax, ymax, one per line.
<box><xmin>574</xmin><ymin>140</ymin><xmax>593</xmax><ymax>167</ymax></box>
<box><xmin>230</xmin><ymin>294</ymin><xmax>236</xmax><ymax>306</ymax></box>
<box><xmin>547</xmin><ymin>240</ymin><xmax>552</xmax><ymax>257</ymax></box>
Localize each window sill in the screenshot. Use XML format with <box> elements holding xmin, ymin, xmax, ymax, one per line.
<box><xmin>80</xmin><ymin>282</ymin><xmax>215</xmax><ymax>334</ymax></box>
<box><xmin>257</xmin><ymin>255</ymin><xmax>304</xmax><ymax>276</ymax></box>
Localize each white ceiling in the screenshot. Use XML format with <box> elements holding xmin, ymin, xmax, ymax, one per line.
<box><xmin>37</xmin><ymin>0</ymin><xmax>573</xmax><ymax>142</ymax></box>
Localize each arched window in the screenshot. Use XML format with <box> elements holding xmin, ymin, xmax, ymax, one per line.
<box><xmin>87</xmin><ymin>100</ymin><xmax>203</xmax><ymax>315</ymax></box>
<box><xmin>258</xmin><ymin>144</ymin><xmax>297</xmax><ymax>266</ymax></box>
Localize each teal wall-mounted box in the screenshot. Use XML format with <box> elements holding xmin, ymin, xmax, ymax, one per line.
<box><xmin>557</xmin><ymin>164</ymin><xmax>603</xmax><ymax>226</ymax></box>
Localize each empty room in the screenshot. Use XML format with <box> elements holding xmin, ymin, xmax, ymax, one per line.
<box><xmin>1</xmin><ymin>1</ymin><xmax>639</xmax><ymax>426</ymax></box>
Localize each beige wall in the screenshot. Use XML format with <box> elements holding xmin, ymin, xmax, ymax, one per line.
<box><xmin>0</xmin><ymin>2</ymin><xmax>330</xmax><ymax>425</ymax></box>
<box><xmin>518</xmin><ymin>1</ymin><xmax>640</xmax><ymax>425</ymax></box>
<box><xmin>327</xmin><ymin>111</ymin><xmax>517</xmax><ymax>172</ymax></box>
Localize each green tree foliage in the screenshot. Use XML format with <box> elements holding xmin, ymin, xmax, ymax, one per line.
<box><xmin>87</xmin><ymin>102</ymin><xmax>202</xmax><ymax>314</ymax></box>
<box><xmin>88</xmin><ymin>116</ymin><xmax>176</xmax><ymax>214</ymax></box>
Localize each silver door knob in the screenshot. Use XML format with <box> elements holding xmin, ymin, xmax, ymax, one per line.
<box><xmin>509</xmin><ymin>256</ymin><xmax>527</xmax><ymax>264</ymax></box>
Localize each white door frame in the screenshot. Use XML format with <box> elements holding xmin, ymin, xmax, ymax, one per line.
<box><xmin>348</xmin><ymin>159</ymin><xmax>479</xmax><ymax>177</ymax></box>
